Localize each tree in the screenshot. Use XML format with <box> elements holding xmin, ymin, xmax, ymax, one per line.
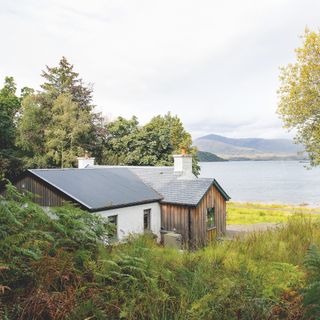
<box><xmin>0</xmin><ymin>77</ymin><xmax>24</xmax><ymax>178</ymax></box>
<box><xmin>41</xmin><ymin>56</ymin><xmax>93</xmax><ymax>112</ymax></box>
<box><xmin>103</xmin><ymin>116</ymin><xmax>139</xmax><ymax>164</ymax></box>
<box><xmin>17</xmin><ymin>57</ymin><xmax>106</xmax><ymax>168</ymax></box>
<box><xmin>277</xmin><ymin>29</ymin><xmax>320</xmax><ymax>166</ymax></box>
<box><xmin>45</xmin><ymin>94</ymin><xmax>93</xmax><ymax>167</ymax></box>
<box><xmin>17</xmin><ymin>93</ymin><xmax>50</xmax><ymax>167</ymax></box>
<box><xmin>103</xmin><ymin>113</ymin><xmax>200</xmax><ymax>175</ymax></box>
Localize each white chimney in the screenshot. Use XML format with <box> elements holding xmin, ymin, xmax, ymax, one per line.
<box><xmin>173</xmin><ymin>153</ymin><xmax>195</xmax><ymax>179</ymax></box>
<box><xmin>77</xmin><ymin>151</ymin><xmax>95</xmax><ymax>168</ymax></box>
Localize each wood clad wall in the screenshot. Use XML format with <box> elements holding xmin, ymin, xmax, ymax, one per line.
<box><xmin>160</xmin><ymin>184</ymin><xmax>227</xmax><ymax>248</ymax></box>
<box><xmin>160</xmin><ymin>203</ymin><xmax>190</xmax><ymax>245</ymax></box>
<box><xmin>212</xmin><ymin>186</ymin><xmax>227</xmax><ymax>235</ymax></box>
<box><xmin>15</xmin><ymin>175</ymin><xmax>68</xmax><ymax>207</ymax></box>
<box><xmin>194</xmin><ymin>184</ymin><xmax>226</xmax><ymax>243</ymax></box>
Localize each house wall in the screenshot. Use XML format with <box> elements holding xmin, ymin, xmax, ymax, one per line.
<box><xmin>98</xmin><ymin>202</ymin><xmax>161</xmax><ymax>241</ymax></box>
<box><xmin>160</xmin><ymin>184</ymin><xmax>227</xmax><ymax>248</ymax></box>
<box><xmin>160</xmin><ymin>204</ymin><xmax>190</xmax><ymax>245</ymax></box>
<box><xmin>14</xmin><ymin>175</ymin><xmax>69</xmax><ymax>206</ymax></box>
<box><xmin>192</xmin><ymin>184</ymin><xmax>226</xmax><ymax>247</ymax></box>
<box><xmin>14</xmin><ymin>174</ymin><xmax>162</xmax><ymax>242</ymax></box>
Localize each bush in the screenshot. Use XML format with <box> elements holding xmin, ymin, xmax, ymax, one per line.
<box><xmin>1</xmin><ymin>184</ymin><xmax>320</xmax><ymax>319</ymax></box>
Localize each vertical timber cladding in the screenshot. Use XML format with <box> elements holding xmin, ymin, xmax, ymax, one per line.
<box><xmin>14</xmin><ymin>174</ymin><xmax>68</xmax><ymax>207</ymax></box>
<box><xmin>160</xmin><ymin>203</ymin><xmax>190</xmax><ymax>245</ymax></box>
<box><xmin>160</xmin><ymin>184</ymin><xmax>227</xmax><ymax>247</ymax></box>
<box><xmin>192</xmin><ymin>184</ymin><xmax>227</xmax><ymax>246</ymax></box>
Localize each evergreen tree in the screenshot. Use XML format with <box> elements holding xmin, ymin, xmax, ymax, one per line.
<box><xmin>0</xmin><ymin>77</ymin><xmax>24</xmax><ymax>178</ymax></box>
<box><xmin>45</xmin><ymin>94</ymin><xmax>93</xmax><ymax>167</ymax></box>
<box><xmin>17</xmin><ymin>57</ymin><xmax>106</xmax><ymax>168</ymax></box>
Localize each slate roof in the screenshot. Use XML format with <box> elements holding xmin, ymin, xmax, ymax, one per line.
<box><xmin>28</xmin><ymin>168</ymin><xmax>162</xmax><ymax>211</ymax></box>
<box><xmin>90</xmin><ymin>166</ymin><xmax>231</xmax><ymax>206</ymax></box>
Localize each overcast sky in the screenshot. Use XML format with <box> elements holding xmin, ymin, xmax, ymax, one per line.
<box><xmin>1</xmin><ymin>0</ymin><xmax>319</xmax><ymax>139</ymax></box>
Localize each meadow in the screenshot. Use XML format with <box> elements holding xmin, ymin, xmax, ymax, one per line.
<box><xmin>227</xmin><ymin>202</ymin><xmax>320</xmax><ymax>224</ymax></box>
<box><xmin>1</xmin><ymin>186</ymin><xmax>320</xmax><ymax>319</ymax></box>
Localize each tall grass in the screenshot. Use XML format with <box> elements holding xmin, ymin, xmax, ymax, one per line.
<box><xmin>72</xmin><ymin>216</ymin><xmax>320</xmax><ymax>319</ymax></box>
<box><xmin>1</xmin><ymin>186</ymin><xmax>320</xmax><ymax>319</ymax></box>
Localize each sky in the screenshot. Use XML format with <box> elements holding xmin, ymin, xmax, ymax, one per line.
<box><xmin>1</xmin><ymin>0</ymin><xmax>320</xmax><ymax>139</ymax></box>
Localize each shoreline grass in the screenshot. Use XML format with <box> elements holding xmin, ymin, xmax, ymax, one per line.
<box><xmin>227</xmin><ymin>202</ymin><xmax>320</xmax><ymax>225</ymax></box>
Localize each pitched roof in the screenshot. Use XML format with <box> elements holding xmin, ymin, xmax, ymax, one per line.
<box><xmin>28</xmin><ymin>168</ymin><xmax>162</xmax><ymax>211</ymax></box>
<box><xmin>90</xmin><ymin>166</ymin><xmax>231</xmax><ymax>206</ymax></box>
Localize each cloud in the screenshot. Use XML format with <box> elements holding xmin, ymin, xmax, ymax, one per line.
<box><xmin>1</xmin><ymin>0</ymin><xmax>319</xmax><ymax>139</ymax></box>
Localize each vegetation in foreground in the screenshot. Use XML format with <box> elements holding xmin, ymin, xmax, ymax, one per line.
<box><xmin>1</xmin><ymin>187</ymin><xmax>320</xmax><ymax>319</ymax></box>
<box><xmin>227</xmin><ymin>202</ymin><xmax>320</xmax><ymax>225</ymax></box>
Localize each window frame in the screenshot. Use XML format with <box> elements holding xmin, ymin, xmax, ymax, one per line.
<box><xmin>207</xmin><ymin>207</ymin><xmax>216</xmax><ymax>230</ymax></box>
<box><xmin>108</xmin><ymin>215</ymin><xmax>118</xmax><ymax>240</ymax></box>
<box><xmin>143</xmin><ymin>209</ymin><xmax>151</xmax><ymax>231</ymax></box>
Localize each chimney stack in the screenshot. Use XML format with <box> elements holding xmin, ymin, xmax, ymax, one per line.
<box><xmin>173</xmin><ymin>150</ymin><xmax>195</xmax><ymax>179</ymax></box>
<box><xmin>77</xmin><ymin>151</ymin><xmax>95</xmax><ymax>168</ymax></box>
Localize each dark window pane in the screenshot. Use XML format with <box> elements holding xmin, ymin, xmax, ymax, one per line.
<box><xmin>108</xmin><ymin>215</ymin><xmax>118</xmax><ymax>239</ymax></box>
<box><xmin>207</xmin><ymin>208</ymin><xmax>215</xmax><ymax>228</ymax></box>
<box><xmin>144</xmin><ymin>209</ymin><xmax>151</xmax><ymax>230</ymax></box>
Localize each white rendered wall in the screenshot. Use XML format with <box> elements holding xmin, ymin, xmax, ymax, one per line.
<box><xmin>98</xmin><ymin>202</ymin><xmax>161</xmax><ymax>241</ymax></box>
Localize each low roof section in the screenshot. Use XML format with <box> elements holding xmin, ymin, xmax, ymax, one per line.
<box><xmin>89</xmin><ymin>166</ymin><xmax>231</xmax><ymax>207</ymax></box>
<box><xmin>28</xmin><ymin>168</ymin><xmax>163</xmax><ymax>211</ymax></box>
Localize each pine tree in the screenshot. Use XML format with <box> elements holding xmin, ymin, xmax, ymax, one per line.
<box><xmin>17</xmin><ymin>57</ymin><xmax>106</xmax><ymax>168</ymax></box>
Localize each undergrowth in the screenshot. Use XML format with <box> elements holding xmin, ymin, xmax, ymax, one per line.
<box><xmin>1</xmin><ymin>185</ymin><xmax>320</xmax><ymax>319</ymax></box>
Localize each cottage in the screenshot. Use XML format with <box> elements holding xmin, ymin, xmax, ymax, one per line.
<box><xmin>12</xmin><ymin>154</ymin><xmax>230</xmax><ymax>248</ymax></box>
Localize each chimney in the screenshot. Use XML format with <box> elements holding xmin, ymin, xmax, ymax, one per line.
<box><xmin>77</xmin><ymin>151</ymin><xmax>95</xmax><ymax>168</ymax></box>
<box><xmin>173</xmin><ymin>151</ymin><xmax>195</xmax><ymax>179</ymax></box>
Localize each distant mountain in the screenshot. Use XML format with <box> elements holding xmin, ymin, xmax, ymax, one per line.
<box><xmin>197</xmin><ymin>151</ymin><xmax>227</xmax><ymax>162</ymax></box>
<box><xmin>194</xmin><ymin>134</ymin><xmax>305</xmax><ymax>160</ymax></box>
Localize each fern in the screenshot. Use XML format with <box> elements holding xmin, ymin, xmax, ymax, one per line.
<box><xmin>303</xmin><ymin>245</ymin><xmax>320</xmax><ymax>318</ymax></box>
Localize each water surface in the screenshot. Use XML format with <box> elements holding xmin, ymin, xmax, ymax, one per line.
<box><xmin>199</xmin><ymin>161</ymin><xmax>320</xmax><ymax>206</ymax></box>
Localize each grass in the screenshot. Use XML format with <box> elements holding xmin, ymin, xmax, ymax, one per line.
<box><xmin>2</xmin><ymin>186</ymin><xmax>320</xmax><ymax>319</ymax></box>
<box><xmin>227</xmin><ymin>202</ymin><xmax>320</xmax><ymax>225</ymax></box>
<box><xmin>95</xmin><ymin>216</ymin><xmax>320</xmax><ymax>319</ymax></box>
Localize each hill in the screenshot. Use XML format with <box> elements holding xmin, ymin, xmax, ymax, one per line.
<box><xmin>194</xmin><ymin>134</ymin><xmax>305</xmax><ymax>160</ymax></box>
<box><xmin>197</xmin><ymin>151</ymin><xmax>227</xmax><ymax>162</ymax></box>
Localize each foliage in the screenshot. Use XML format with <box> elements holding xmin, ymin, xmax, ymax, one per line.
<box><xmin>2</xmin><ymin>186</ymin><xmax>320</xmax><ymax>318</ymax></box>
<box><xmin>0</xmin><ymin>77</ymin><xmax>24</xmax><ymax>179</ymax></box>
<box><xmin>0</xmin><ymin>183</ymin><xmax>110</xmax><ymax>319</ymax></box>
<box><xmin>303</xmin><ymin>245</ymin><xmax>320</xmax><ymax>319</ymax></box>
<box><xmin>277</xmin><ymin>29</ymin><xmax>320</xmax><ymax>166</ymax></box>
<box><xmin>17</xmin><ymin>57</ymin><xmax>106</xmax><ymax>168</ymax></box>
<box><xmin>2</xmin><ymin>58</ymin><xmax>198</xmax><ymax>175</ymax></box>
<box><xmin>104</xmin><ymin>112</ymin><xmax>200</xmax><ymax>175</ymax></box>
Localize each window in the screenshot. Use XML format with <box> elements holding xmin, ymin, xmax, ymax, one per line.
<box><xmin>108</xmin><ymin>215</ymin><xmax>118</xmax><ymax>239</ymax></box>
<box><xmin>143</xmin><ymin>209</ymin><xmax>151</xmax><ymax>231</ymax></box>
<box><xmin>207</xmin><ymin>208</ymin><xmax>215</xmax><ymax>229</ymax></box>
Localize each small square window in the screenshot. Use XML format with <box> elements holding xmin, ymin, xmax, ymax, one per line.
<box><xmin>143</xmin><ymin>209</ymin><xmax>151</xmax><ymax>231</ymax></box>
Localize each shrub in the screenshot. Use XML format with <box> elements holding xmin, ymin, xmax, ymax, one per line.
<box><xmin>2</xmin><ymin>184</ymin><xmax>320</xmax><ymax>319</ymax></box>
